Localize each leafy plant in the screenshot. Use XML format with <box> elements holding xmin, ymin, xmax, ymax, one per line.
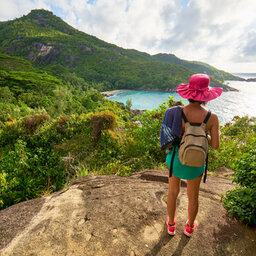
<box><xmin>90</xmin><ymin>110</ymin><xmax>118</xmax><ymax>139</ymax></box>
<box><xmin>219</xmin><ymin>118</ymin><xmax>256</xmax><ymax>225</ymax></box>
<box><xmin>126</xmin><ymin>98</ymin><xmax>132</xmax><ymax>110</ymax></box>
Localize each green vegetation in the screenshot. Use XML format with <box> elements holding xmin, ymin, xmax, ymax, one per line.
<box><xmin>153</xmin><ymin>53</ymin><xmax>242</xmax><ymax>82</ymax></box>
<box><xmin>126</xmin><ymin>98</ymin><xmax>132</xmax><ymax>109</ymax></box>
<box><xmin>209</xmin><ymin>116</ymin><xmax>256</xmax><ymax>225</ymax></box>
<box><xmin>0</xmin><ymin>53</ymin><xmax>112</xmax><ymax>122</ymax></box>
<box><xmin>0</xmin><ymin>92</ymin><xmax>167</xmax><ymax>209</ymax></box>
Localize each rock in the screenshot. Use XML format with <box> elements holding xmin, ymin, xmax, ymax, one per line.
<box><xmin>37</xmin><ymin>44</ymin><xmax>53</xmax><ymax>56</ymax></box>
<box><xmin>246</xmin><ymin>78</ymin><xmax>256</xmax><ymax>82</ymax></box>
<box><xmin>130</xmin><ymin>250</ymin><xmax>136</xmax><ymax>256</ymax></box>
<box><xmin>132</xmin><ymin>120</ymin><xmax>142</xmax><ymax>127</ymax></box>
<box><xmin>132</xmin><ymin>109</ymin><xmax>145</xmax><ymax>117</ymax></box>
<box><xmin>0</xmin><ymin>170</ymin><xmax>255</xmax><ymax>256</ymax></box>
<box><xmin>26</xmin><ymin>42</ymin><xmax>59</xmax><ymax>63</ymax></box>
<box><xmin>65</xmin><ymin>54</ymin><xmax>80</xmax><ymax>68</ymax></box>
<box><xmin>27</xmin><ymin>51</ymin><xmax>37</xmax><ymax>62</ymax></box>
<box><xmin>80</xmin><ymin>45</ymin><xmax>93</xmax><ymax>52</ymax></box>
<box><xmin>214</xmin><ymin>167</ymin><xmax>234</xmax><ymax>177</ymax></box>
<box><xmin>101</xmin><ymin>92</ymin><xmax>114</xmax><ymax>97</ymax></box>
<box><xmin>114</xmin><ymin>49</ymin><xmax>124</xmax><ymax>55</ymax></box>
<box><xmin>221</xmin><ymin>85</ymin><xmax>239</xmax><ymax>92</ymax></box>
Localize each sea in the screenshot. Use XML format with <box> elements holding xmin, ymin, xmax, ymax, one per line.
<box><xmin>108</xmin><ymin>73</ymin><xmax>256</xmax><ymax>124</ymax></box>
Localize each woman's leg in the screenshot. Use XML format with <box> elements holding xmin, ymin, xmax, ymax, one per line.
<box><xmin>167</xmin><ymin>174</ymin><xmax>181</xmax><ymax>224</ymax></box>
<box><xmin>186</xmin><ymin>174</ymin><xmax>203</xmax><ymax>227</ymax></box>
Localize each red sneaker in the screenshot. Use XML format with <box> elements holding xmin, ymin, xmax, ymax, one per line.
<box><xmin>166</xmin><ymin>216</ymin><xmax>176</xmax><ymax>235</ymax></box>
<box><xmin>184</xmin><ymin>220</ymin><xmax>197</xmax><ymax>237</ymax></box>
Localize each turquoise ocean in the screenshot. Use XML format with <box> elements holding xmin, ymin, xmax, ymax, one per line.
<box><xmin>109</xmin><ymin>73</ymin><xmax>256</xmax><ymax>124</ymax></box>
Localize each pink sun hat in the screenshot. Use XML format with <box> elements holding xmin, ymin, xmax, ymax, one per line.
<box><xmin>176</xmin><ymin>74</ymin><xmax>223</xmax><ymax>102</ymax></box>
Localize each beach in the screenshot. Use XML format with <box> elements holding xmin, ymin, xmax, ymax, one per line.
<box><xmin>101</xmin><ymin>89</ymin><xmax>132</xmax><ymax>97</ymax></box>
<box><xmin>101</xmin><ymin>87</ymin><xmax>178</xmax><ymax>97</ymax></box>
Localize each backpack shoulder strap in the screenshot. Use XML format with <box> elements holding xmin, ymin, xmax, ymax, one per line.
<box><xmin>182</xmin><ymin>109</ymin><xmax>189</xmax><ymax>123</ymax></box>
<box><xmin>183</xmin><ymin>109</ymin><xmax>211</xmax><ymax>125</ymax></box>
<box><xmin>203</xmin><ymin>153</ymin><xmax>208</xmax><ymax>183</ymax></box>
<box><xmin>169</xmin><ymin>146</ymin><xmax>176</xmax><ymax>178</ymax></box>
<box><xmin>203</xmin><ymin>111</ymin><xmax>211</xmax><ymax>124</ymax></box>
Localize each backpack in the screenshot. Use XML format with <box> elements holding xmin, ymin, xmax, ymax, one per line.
<box><xmin>179</xmin><ymin>110</ymin><xmax>211</xmax><ymax>167</ymax></box>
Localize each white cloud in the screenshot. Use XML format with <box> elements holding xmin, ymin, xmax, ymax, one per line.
<box><xmin>0</xmin><ymin>0</ymin><xmax>256</xmax><ymax>72</ymax></box>
<box><xmin>0</xmin><ymin>0</ymin><xmax>50</xmax><ymax>21</ymax></box>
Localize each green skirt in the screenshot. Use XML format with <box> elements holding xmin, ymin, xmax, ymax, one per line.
<box><xmin>166</xmin><ymin>146</ymin><xmax>205</xmax><ymax>180</ymax></box>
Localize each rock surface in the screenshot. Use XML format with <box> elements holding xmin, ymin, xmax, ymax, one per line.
<box><xmin>0</xmin><ymin>170</ymin><xmax>255</xmax><ymax>256</ymax></box>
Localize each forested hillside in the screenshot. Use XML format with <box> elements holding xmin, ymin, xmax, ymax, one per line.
<box><xmin>153</xmin><ymin>53</ymin><xmax>244</xmax><ymax>82</ymax></box>
<box><xmin>0</xmin><ymin>9</ymin><xmax>238</xmax><ymax>91</ymax></box>
<box><xmin>0</xmin><ymin>53</ymin><xmax>109</xmax><ymax>121</ymax></box>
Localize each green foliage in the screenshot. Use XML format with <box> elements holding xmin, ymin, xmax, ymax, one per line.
<box><xmin>208</xmin><ymin>116</ymin><xmax>256</xmax><ymax>225</ymax></box>
<box><xmin>222</xmin><ymin>135</ymin><xmax>256</xmax><ymax>225</ymax></box>
<box><xmin>23</xmin><ymin>113</ymin><xmax>51</xmax><ymax>134</ymax></box>
<box><xmin>223</xmin><ymin>187</ymin><xmax>256</xmax><ymax>225</ymax></box>
<box><xmin>126</xmin><ymin>98</ymin><xmax>132</xmax><ymax>109</ymax></box>
<box><xmin>0</xmin><ymin>102</ymin><xmax>35</xmax><ymax>122</ymax></box>
<box><xmin>0</xmin><ymin>70</ymin><xmax>61</xmax><ymax>94</ymax></box>
<box><xmin>0</xmin><ymin>139</ymin><xmax>64</xmax><ymax>208</ymax></box>
<box><xmin>90</xmin><ymin>110</ymin><xmax>118</xmax><ymax>139</ymax></box>
<box><xmin>0</xmin><ymin>86</ymin><xmax>15</xmax><ymax>103</ymax></box>
<box><xmin>0</xmin><ymin>55</ymin><xmax>112</xmax><ymax>122</ymax></box>
<box><xmin>153</xmin><ymin>53</ymin><xmax>240</xmax><ymax>82</ymax></box>
<box><xmin>0</xmin><ymin>53</ymin><xmax>35</xmax><ymax>72</ymax></box>
<box><xmin>208</xmin><ymin>116</ymin><xmax>256</xmax><ymax>171</ymax></box>
<box><xmin>101</xmin><ymin>160</ymin><xmax>132</xmax><ymax>176</ymax></box>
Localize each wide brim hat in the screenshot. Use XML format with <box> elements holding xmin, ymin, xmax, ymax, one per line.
<box><xmin>176</xmin><ymin>74</ymin><xmax>223</xmax><ymax>102</ymax></box>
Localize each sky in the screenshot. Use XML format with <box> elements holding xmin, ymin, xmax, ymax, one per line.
<box><xmin>0</xmin><ymin>0</ymin><xmax>256</xmax><ymax>73</ymax></box>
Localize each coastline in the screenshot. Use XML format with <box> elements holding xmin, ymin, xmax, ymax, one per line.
<box><xmin>101</xmin><ymin>89</ymin><xmax>132</xmax><ymax>97</ymax></box>
<box><xmin>101</xmin><ymin>82</ymin><xmax>238</xmax><ymax>98</ymax></box>
<box><xmin>101</xmin><ymin>88</ymin><xmax>177</xmax><ymax>97</ymax></box>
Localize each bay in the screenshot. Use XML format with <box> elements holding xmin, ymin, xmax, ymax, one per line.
<box><xmin>109</xmin><ymin>79</ymin><xmax>256</xmax><ymax>124</ymax></box>
<box><xmin>233</xmin><ymin>73</ymin><xmax>256</xmax><ymax>79</ymax></box>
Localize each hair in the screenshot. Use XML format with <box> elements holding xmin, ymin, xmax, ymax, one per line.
<box><xmin>188</xmin><ymin>99</ymin><xmax>208</xmax><ymax>106</ymax></box>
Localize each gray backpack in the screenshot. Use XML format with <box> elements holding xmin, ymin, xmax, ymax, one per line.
<box><xmin>179</xmin><ymin>110</ymin><xmax>211</xmax><ymax>168</ymax></box>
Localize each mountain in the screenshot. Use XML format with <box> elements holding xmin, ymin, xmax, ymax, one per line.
<box><xmin>152</xmin><ymin>53</ymin><xmax>243</xmax><ymax>81</ymax></box>
<box><xmin>0</xmin><ymin>9</ymin><xmax>238</xmax><ymax>91</ymax></box>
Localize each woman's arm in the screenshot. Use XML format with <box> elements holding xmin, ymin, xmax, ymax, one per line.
<box><xmin>208</xmin><ymin>114</ymin><xmax>220</xmax><ymax>150</ymax></box>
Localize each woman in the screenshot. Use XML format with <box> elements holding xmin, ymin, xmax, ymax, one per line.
<box><xmin>164</xmin><ymin>74</ymin><xmax>222</xmax><ymax>237</ymax></box>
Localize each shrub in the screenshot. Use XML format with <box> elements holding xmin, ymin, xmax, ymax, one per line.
<box><xmin>222</xmin><ymin>127</ymin><xmax>256</xmax><ymax>225</ymax></box>
<box><xmin>90</xmin><ymin>110</ymin><xmax>118</xmax><ymax>139</ymax></box>
<box><xmin>126</xmin><ymin>98</ymin><xmax>132</xmax><ymax>110</ymax></box>
<box><xmin>223</xmin><ymin>187</ymin><xmax>256</xmax><ymax>225</ymax></box>
<box><xmin>22</xmin><ymin>113</ymin><xmax>51</xmax><ymax>134</ymax></box>
<box><xmin>0</xmin><ymin>139</ymin><xmax>63</xmax><ymax>209</ymax></box>
<box><xmin>54</xmin><ymin>115</ymin><xmax>70</xmax><ymax>133</ymax></box>
<box><xmin>100</xmin><ymin>160</ymin><xmax>132</xmax><ymax>176</ymax></box>
<box><xmin>208</xmin><ymin>116</ymin><xmax>256</xmax><ymax>171</ymax></box>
